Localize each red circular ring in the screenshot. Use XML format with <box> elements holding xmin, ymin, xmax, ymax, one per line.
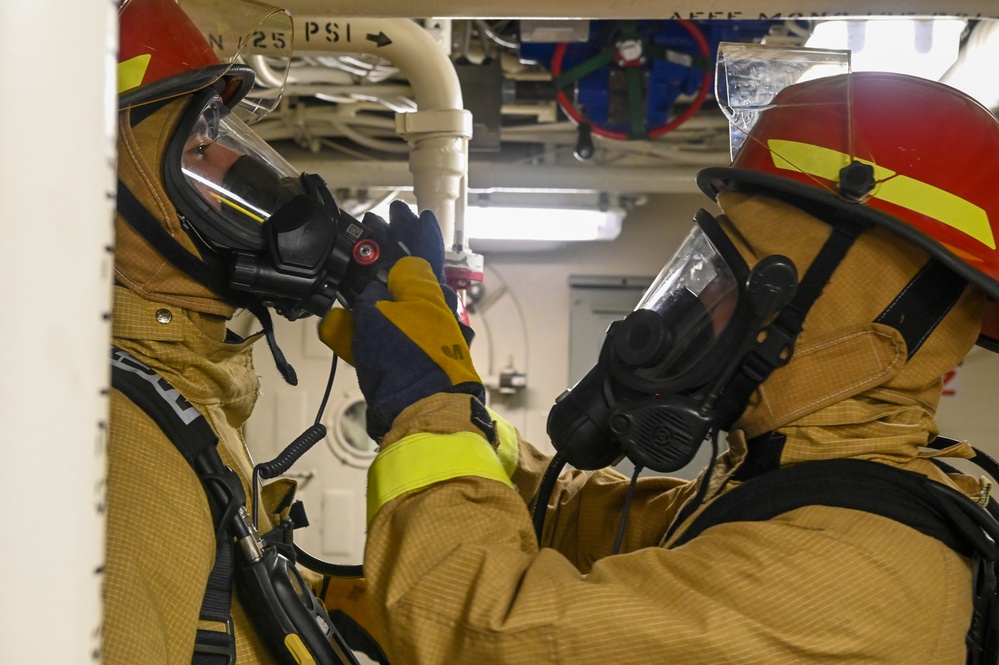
<box><xmin>352</xmin><ymin>240</ymin><xmax>380</xmax><ymax>265</ymax></box>
<box><xmin>551</xmin><ymin>20</ymin><xmax>712</xmax><ymax>141</ymax></box>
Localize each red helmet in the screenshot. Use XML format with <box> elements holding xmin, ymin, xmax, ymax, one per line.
<box><xmin>698</xmin><ymin>72</ymin><xmax>999</xmax><ymax>349</ymax></box>
<box><xmin>118</xmin><ymin>0</ymin><xmax>292</xmax><ymax>121</ymax></box>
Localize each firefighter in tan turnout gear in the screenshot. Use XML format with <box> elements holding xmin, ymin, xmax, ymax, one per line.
<box><xmin>107</xmin><ymin>0</ymin><xmax>391</xmax><ymax>662</ymax></box>
<box><xmin>320</xmin><ymin>70</ymin><xmax>999</xmax><ymax>663</ymax></box>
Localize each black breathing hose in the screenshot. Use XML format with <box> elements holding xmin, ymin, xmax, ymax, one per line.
<box><xmin>531</xmin><ymin>451</ymin><xmax>567</xmax><ymax>545</ymax></box>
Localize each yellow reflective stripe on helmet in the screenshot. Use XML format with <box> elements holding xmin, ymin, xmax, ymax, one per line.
<box><xmin>768</xmin><ymin>139</ymin><xmax>995</xmax><ymax>250</ymax></box>
<box><xmin>367</xmin><ymin>432</ymin><xmax>514</xmax><ymax>524</ymax></box>
<box><xmin>876</xmin><ymin>177</ymin><xmax>995</xmax><ymax>250</ymax></box>
<box><xmin>768</xmin><ymin>138</ymin><xmax>863</xmax><ymax>181</ymax></box>
<box><xmin>118</xmin><ymin>54</ymin><xmax>152</xmax><ymax>94</ymax></box>
<box><xmin>487</xmin><ymin>407</ymin><xmax>519</xmax><ymax>478</ymax></box>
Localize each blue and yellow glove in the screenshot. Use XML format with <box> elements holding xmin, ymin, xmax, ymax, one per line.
<box><xmin>319</xmin><ymin>202</ymin><xmax>480</xmax><ymax>439</ymax></box>
<box><xmin>320</xmin><ymin>256</ymin><xmax>483</xmax><ymax>439</ymax></box>
<box><xmin>322</xmin><ymin>201</ymin><xmax>471</xmax><ymax>365</ymax></box>
<box><xmin>376</xmin><ymin>200</ymin><xmax>473</xmax><ymax>346</ymax></box>
<box><xmin>378</xmin><ymin>200</ymin><xmax>447</xmax><ymax>281</ymax></box>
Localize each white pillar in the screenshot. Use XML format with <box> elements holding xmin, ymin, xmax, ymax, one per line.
<box><xmin>0</xmin><ymin>1</ymin><xmax>116</xmax><ymax>663</ymax></box>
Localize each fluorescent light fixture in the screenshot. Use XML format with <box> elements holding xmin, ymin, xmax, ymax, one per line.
<box><xmin>939</xmin><ymin>21</ymin><xmax>999</xmax><ymax>110</ymax></box>
<box><xmin>365</xmin><ymin>199</ymin><xmax>627</xmax><ymax>248</ymax></box>
<box><xmin>464</xmin><ymin>205</ymin><xmax>623</xmax><ymax>242</ymax></box>
<box><xmin>805</xmin><ymin>19</ymin><xmax>965</xmax><ymax>81</ymax></box>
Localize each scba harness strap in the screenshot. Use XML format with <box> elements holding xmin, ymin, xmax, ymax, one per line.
<box><xmin>110</xmin><ymin>347</ymin><xmax>363</xmax><ymax>665</ymax></box>
<box><xmin>111</xmin><ymin>347</ymin><xmax>240</xmax><ymax>664</ymax></box>
<box><xmin>670</xmin><ymin>453</ymin><xmax>999</xmax><ymax>665</ymax></box>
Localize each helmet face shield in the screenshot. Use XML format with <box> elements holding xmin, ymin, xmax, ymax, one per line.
<box><xmin>118</xmin><ymin>0</ymin><xmax>292</xmax><ymax>122</ymax></box>
<box><xmin>715</xmin><ymin>42</ymin><xmax>885</xmax><ymax>203</ymax></box>
<box><xmin>179</xmin><ymin>0</ymin><xmax>293</xmax><ymax>122</ymax></box>
<box><xmin>715</xmin><ymin>42</ymin><xmax>852</xmax><ymax>162</ymax></box>
<box><xmin>167</xmin><ymin>90</ymin><xmax>305</xmax><ymax>251</ymax></box>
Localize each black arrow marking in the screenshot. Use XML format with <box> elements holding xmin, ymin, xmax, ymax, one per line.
<box><xmin>366</xmin><ymin>32</ymin><xmax>392</xmax><ymax>47</ymax></box>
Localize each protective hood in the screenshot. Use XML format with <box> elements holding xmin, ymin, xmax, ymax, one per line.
<box><xmin>117</xmin><ymin>97</ymin><xmax>236</xmax><ymax>317</ymax></box>
<box><xmin>719</xmin><ymin>191</ymin><xmax>985</xmax><ymax>464</ymax></box>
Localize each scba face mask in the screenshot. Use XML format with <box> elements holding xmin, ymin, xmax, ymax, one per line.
<box><xmin>163</xmin><ymin>87</ymin><xmax>393</xmax><ymax>320</ymax></box>
<box><xmin>548</xmin><ymin>209</ymin><xmax>798</xmax><ymax>472</ymax></box>
<box><xmin>614</xmin><ymin>217</ymin><xmax>743</xmax><ymax>394</ymax></box>
<box><xmin>172</xmin><ymin>92</ymin><xmax>305</xmax><ymax>241</ymax></box>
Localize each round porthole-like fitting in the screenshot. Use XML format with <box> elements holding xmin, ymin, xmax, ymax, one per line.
<box><xmin>326</xmin><ymin>392</ymin><xmax>378</xmax><ymax>469</ymax></box>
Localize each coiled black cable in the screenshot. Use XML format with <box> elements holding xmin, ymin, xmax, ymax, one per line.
<box><xmin>252</xmin><ymin>423</ymin><xmax>328</xmax><ymax>530</ymax></box>
<box><xmin>252</xmin><ymin>354</ymin><xmax>336</xmax><ymax>531</ymax></box>
<box><xmin>250</xmin><ymin>354</ymin><xmax>369</xmax><ymax>580</ymax></box>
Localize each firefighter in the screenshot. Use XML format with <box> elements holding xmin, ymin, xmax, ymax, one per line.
<box><xmin>107</xmin><ymin>0</ymin><xmax>399</xmax><ymax>661</ymax></box>
<box><xmin>320</xmin><ymin>71</ymin><xmax>999</xmax><ymax>663</ymax></box>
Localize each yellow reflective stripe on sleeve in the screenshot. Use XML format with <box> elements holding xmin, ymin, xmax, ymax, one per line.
<box><xmin>118</xmin><ymin>54</ymin><xmax>152</xmax><ymax>94</ymax></box>
<box><xmin>367</xmin><ymin>432</ymin><xmax>514</xmax><ymax>524</ymax></box>
<box><xmin>487</xmin><ymin>407</ymin><xmax>519</xmax><ymax>478</ymax></box>
<box><xmin>768</xmin><ymin>139</ymin><xmax>995</xmax><ymax>250</ymax></box>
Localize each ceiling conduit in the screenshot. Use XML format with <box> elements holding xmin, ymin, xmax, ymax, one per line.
<box><xmin>290</xmin><ymin>17</ymin><xmax>483</xmax><ymax>283</ymax></box>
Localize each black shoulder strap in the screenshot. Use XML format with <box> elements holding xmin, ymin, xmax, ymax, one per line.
<box><xmin>111</xmin><ymin>347</ymin><xmax>241</xmax><ymax>665</ymax></box>
<box><xmin>669</xmin><ymin>457</ymin><xmax>998</xmax><ymax>664</ymax></box>
<box><xmin>672</xmin><ymin>458</ymin><xmax>998</xmax><ymax>553</ymax></box>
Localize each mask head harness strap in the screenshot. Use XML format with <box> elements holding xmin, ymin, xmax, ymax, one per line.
<box><xmin>116</xmin><ymin>176</ymin><xmax>234</xmax><ymax>300</ymax></box>
<box><xmin>713</xmin><ymin>208</ymin><xmax>872</xmax><ymax>430</ymax></box>
<box><xmin>116</xmin><ymin>177</ymin><xmax>300</xmax><ymax>386</ymax></box>
<box><xmin>875</xmin><ymin>258</ymin><xmax>969</xmax><ymax>361</ymax></box>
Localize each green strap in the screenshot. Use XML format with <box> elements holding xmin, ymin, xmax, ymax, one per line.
<box><xmin>367</xmin><ymin>432</ymin><xmax>514</xmax><ymax>524</ymax></box>
<box><xmin>553</xmin><ymin>48</ymin><xmax>616</xmax><ymax>90</ymax></box>
<box><xmin>626</xmin><ymin>66</ymin><xmax>647</xmax><ymax>139</ymax></box>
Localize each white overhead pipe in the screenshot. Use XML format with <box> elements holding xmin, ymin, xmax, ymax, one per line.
<box><xmin>280</xmin><ymin>148</ymin><xmax>705</xmax><ymax>194</ymax></box>
<box><xmin>291</xmin><ymin>17</ymin><xmax>480</xmax><ymax>282</ymax></box>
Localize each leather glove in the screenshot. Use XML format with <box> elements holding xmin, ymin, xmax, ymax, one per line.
<box><xmin>320</xmin><ymin>256</ymin><xmax>483</xmax><ymax>439</ymax></box>
<box><xmin>378</xmin><ymin>200</ymin><xmax>473</xmax><ymax>344</ymax></box>
<box><xmin>321</xmin><ymin>201</ymin><xmax>472</xmax><ymax>362</ymax></box>
<box><xmin>379</xmin><ymin>199</ymin><xmax>448</xmax><ymax>280</ymax></box>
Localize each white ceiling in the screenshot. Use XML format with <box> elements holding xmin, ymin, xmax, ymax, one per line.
<box><xmin>274</xmin><ymin>0</ymin><xmax>999</xmax><ymax>19</ymax></box>
<box><xmin>252</xmin><ymin>9</ymin><xmax>999</xmax><ymax>214</ymax></box>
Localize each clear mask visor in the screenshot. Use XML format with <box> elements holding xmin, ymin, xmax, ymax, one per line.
<box><xmin>180</xmin><ymin>96</ymin><xmax>303</xmax><ymax>227</ymax></box>
<box><xmin>631</xmin><ymin>224</ymin><xmax>741</xmax><ymax>380</ymax></box>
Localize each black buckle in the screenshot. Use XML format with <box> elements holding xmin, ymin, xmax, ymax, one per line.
<box><xmin>193</xmin><ymin>618</ymin><xmax>236</xmax><ymax>665</ymax></box>
<box><xmin>742</xmin><ymin>323</ymin><xmax>796</xmax><ymax>384</ymax></box>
